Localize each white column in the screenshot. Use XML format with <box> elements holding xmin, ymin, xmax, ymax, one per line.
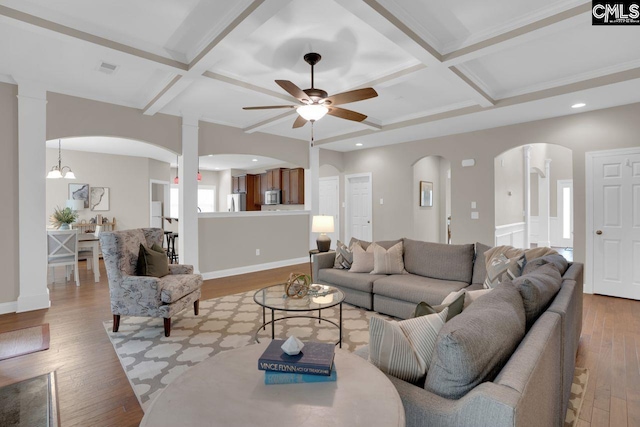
<box><xmin>523</xmin><ymin>145</ymin><xmax>532</xmax><ymax>249</ymax></box>
<box><xmin>178</xmin><ymin>116</ymin><xmax>199</xmax><ymax>272</ymax></box>
<box><xmin>17</xmin><ymin>83</ymin><xmax>50</xmax><ymax>312</ymax></box>
<box><xmin>308</xmin><ymin>144</ymin><xmax>320</xmax><ymax>250</ymax></box>
<box><xmin>538</xmin><ymin>159</ymin><xmax>552</xmax><ymax>247</ymax></box>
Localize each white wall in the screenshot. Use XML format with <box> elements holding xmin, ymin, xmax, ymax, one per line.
<box><xmin>413</xmin><ymin>156</ymin><xmax>444</xmax><ymax>242</ymax></box>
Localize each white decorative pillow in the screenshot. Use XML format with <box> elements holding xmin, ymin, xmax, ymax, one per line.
<box><xmin>370</xmin><ymin>241</ymin><xmax>405</xmax><ymax>275</ymax></box>
<box><xmin>484</xmin><ymin>253</ymin><xmax>525</xmax><ymax>289</ymax></box>
<box><xmin>349</xmin><ymin>242</ymin><xmax>375</xmax><ymax>273</ymax></box>
<box><xmin>369</xmin><ymin>308</ymin><xmax>448</xmax><ymax>384</ymax></box>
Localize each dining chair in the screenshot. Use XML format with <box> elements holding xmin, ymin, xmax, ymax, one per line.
<box><xmin>78</xmin><ymin>225</ymin><xmax>102</xmax><ymax>270</ymax></box>
<box><xmin>47</xmin><ymin>229</ymin><xmax>80</xmax><ymax>286</ymax></box>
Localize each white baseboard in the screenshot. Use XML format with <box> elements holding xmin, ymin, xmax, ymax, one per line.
<box><xmin>201</xmin><ymin>257</ymin><xmax>309</xmax><ymax>280</ymax></box>
<box><xmin>583</xmin><ymin>282</ymin><xmax>594</xmax><ymax>294</ymax></box>
<box><xmin>0</xmin><ymin>300</ymin><xmax>18</xmax><ymax>315</ymax></box>
<box><xmin>16</xmin><ymin>293</ymin><xmax>51</xmax><ymax>313</ymax></box>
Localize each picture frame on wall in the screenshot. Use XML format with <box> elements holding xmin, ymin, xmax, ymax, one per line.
<box><xmin>90</xmin><ymin>187</ymin><xmax>110</xmax><ymax>211</ymax></box>
<box><xmin>419</xmin><ymin>181</ymin><xmax>433</xmax><ymax>207</ymax></box>
<box><xmin>69</xmin><ymin>183</ymin><xmax>90</xmax><ymax>209</ymax></box>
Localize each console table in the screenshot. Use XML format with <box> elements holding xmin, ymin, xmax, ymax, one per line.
<box><xmin>140</xmin><ymin>342</ymin><xmax>405</xmax><ymax>427</ymax></box>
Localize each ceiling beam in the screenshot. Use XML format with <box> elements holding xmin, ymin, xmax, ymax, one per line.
<box><xmin>203</xmin><ymin>71</ymin><xmax>297</xmax><ymax>103</ymax></box>
<box><xmin>0</xmin><ymin>5</ymin><xmax>188</xmax><ymax>72</ymax></box>
<box><xmin>243</xmin><ymin>110</ymin><xmax>298</xmax><ymax>133</ymax></box>
<box><xmin>142</xmin><ymin>0</ymin><xmax>294</xmax><ymax>116</ymax></box>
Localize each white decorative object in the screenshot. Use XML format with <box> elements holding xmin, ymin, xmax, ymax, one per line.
<box><xmin>461</xmin><ymin>159</ymin><xmax>475</xmax><ymax>167</ymax></box>
<box><xmin>281</xmin><ymin>336</ymin><xmax>304</xmax><ymax>356</ymax></box>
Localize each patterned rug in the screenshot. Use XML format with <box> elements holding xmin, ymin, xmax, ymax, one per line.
<box><xmin>564</xmin><ymin>367</ymin><xmax>589</xmax><ymax>427</ymax></box>
<box><xmin>0</xmin><ymin>324</ymin><xmax>50</xmax><ymax>361</ymax></box>
<box><xmin>103</xmin><ymin>291</ymin><xmax>391</xmax><ymax>410</ymax></box>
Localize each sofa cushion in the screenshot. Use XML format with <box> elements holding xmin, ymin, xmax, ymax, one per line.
<box><xmin>484</xmin><ymin>245</ymin><xmax>558</xmax><ymax>266</ymax></box>
<box><xmin>371</xmin><ymin>241</ymin><xmax>405</xmax><ymax>275</ymax></box>
<box><xmin>403</xmin><ymin>239</ymin><xmax>474</xmax><ymax>284</ymax></box>
<box><xmin>137</xmin><ymin>244</ymin><xmax>169</xmax><ymax>278</ymax></box>
<box><xmin>159</xmin><ymin>273</ymin><xmax>203</xmax><ymax>303</ymax></box>
<box><xmin>522</xmin><ymin>254</ymin><xmax>569</xmax><ymax>276</ymax></box>
<box><xmin>373</xmin><ymin>274</ymin><xmax>468</xmax><ymax>306</ymax></box>
<box><xmin>471</xmin><ymin>242</ymin><xmax>492</xmax><ymax>284</ymax></box>
<box><xmin>318</xmin><ymin>268</ymin><xmax>387</xmax><ymax>293</ymax></box>
<box><xmin>350</xmin><ymin>238</ymin><xmax>402</xmax><ymax>252</ymax></box>
<box><xmin>333</xmin><ymin>240</ymin><xmax>354</xmax><ymax>269</ymax></box>
<box><xmin>484</xmin><ymin>253</ymin><xmax>524</xmax><ymax>289</ymax></box>
<box><xmin>369</xmin><ymin>309</ymin><xmax>448</xmax><ymax>384</ymax></box>
<box><xmin>349</xmin><ymin>242</ymin><xmax>375</xmax><ymax>273</ymax></box>
<box><xmin>414</xmin><ymin>289</ymin><xmax>464</xmax><ymax>321</ymax></box>
<box><xmin>424</xmin><ymin>282</ymin><xmax>526</xmax><ymax>399</ymax></box>
<box><xmin>511</xmin><ymin>263</ymin><xmax>563</xmax><ymax>329</ymax></box>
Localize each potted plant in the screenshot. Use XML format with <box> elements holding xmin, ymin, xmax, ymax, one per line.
<box><xmin>50</xmin><ymin>206</ymin><xmax>79</xmax><ymax>230</ymax></box>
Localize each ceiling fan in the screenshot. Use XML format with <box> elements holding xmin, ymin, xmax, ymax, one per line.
<box><xmin>243</xmin><ymin>52</ymin><xmax>378</xmax><ymax>128</ymax></box>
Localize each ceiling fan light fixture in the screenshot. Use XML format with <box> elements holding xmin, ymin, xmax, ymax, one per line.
<box><xmin>297</xmin><ymin>104</ymin><xmax>328</xmax><ymax>121</ymax></box>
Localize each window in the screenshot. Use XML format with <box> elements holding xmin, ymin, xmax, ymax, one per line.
<box><xmin>169</xmin><ymin>185</ymin><xmax>216</xmax><ymax>218</ymax></box>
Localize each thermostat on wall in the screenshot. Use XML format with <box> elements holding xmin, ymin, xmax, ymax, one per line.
<box><xmin>461</xmin><ymin>159</ymin><xmax>475</xmax><ymax>167</ymax></box>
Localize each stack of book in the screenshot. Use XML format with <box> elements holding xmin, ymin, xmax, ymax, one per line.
<box><xmin>258</xmin><ymin>340</ymin><xmax>337</xmax><ymax>385</ymax></box>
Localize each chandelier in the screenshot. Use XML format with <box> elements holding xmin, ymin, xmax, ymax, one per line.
<box><xmin>47</xmin><ymin>139</ymin><xmax>76</xmax><ymax>179</ymax></box>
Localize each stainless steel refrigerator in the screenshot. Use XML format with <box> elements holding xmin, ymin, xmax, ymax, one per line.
<box><xmin>227</xmin><ymin>193</ymin><xmax>246</xmax><ymax>212</ymax></box>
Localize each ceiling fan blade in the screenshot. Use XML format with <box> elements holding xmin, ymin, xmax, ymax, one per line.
<box><xmin>242</xmin><ymin>105</ymin><xmax>296</xmax><ymax>110</ymax></box>
<box><xmin>276</xmin><ymin>80</ymin><xmax>311</xmax><ymax>102</ymax></box>
<box><xmin>292</xmin><ymin>115</ymin><xmax>307</xmax><ymax>128</ymax></box>
<box><xmin>325</xmin><ymin>88</ymin><xmax>378</xmax><ymax>106</ymax></box>
<box><xmin>327</xmin><ymin>107</ymin><xmax>367</xmax><ymax>122</ymax></box>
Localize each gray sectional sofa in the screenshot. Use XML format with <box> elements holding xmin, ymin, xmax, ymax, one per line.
<box><xmin>312</xmin><ymin>238</ymin><xmax>583</xmax><ymax>427</ymax></box>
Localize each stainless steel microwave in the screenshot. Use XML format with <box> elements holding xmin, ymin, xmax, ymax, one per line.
<box><xmin>264</xmin><ymin>190</ymin><xmax>281</xmax><ymax>205</ymax></box>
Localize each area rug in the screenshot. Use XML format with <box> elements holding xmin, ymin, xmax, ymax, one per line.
<box><xmin>0</xmin><ymin>324</ymin><xmax>50</xmax><ymax>361</ymax></box>
<box><xmin>103</xmin><ymin>291</ymin><xmax>392</xmax><ymax>410</ymax></box>
<box><xmin>564</xmin><ymin>367</ymin><xmax>589</xmax><ymax>427</ymax></box>
<box><xmin>0</xmin><ymin>372</ymin><xmax>59</xmax><ymax>427</ymax></box>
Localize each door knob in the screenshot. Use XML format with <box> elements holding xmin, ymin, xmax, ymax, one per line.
<box><xmin>367</xmin><ymin>221</ymin><xmax>370</xmax><ymax>224</ymax></box>
<box><xmin>596</xmin><ymin>230</ymin><xmax>603</xmax><ymax>235</ymax></box>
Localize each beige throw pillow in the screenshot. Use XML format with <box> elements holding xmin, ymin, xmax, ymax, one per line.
<box><xmin>370</xmin><ymin>241</ymin><xmax>405</xmax><ymax>275</ymax></box>
<box><xmin>349</xmin><ymin>243</ymin><xmax>375</xmax><ymax>273</ymax></box>
<box><xmin>369</xmin><ymin>308</ymin><xmax>448</xmax><ymax>384</ymax></box>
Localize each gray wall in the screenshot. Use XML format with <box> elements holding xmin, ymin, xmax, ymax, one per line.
<box><xmin>413</xmin><ymin>156</ymin><xmax>445</xmax><ymax>243</ymax></box>
<box><xmin>198</xmin><ymin>214</ymin><xmax>309</xmax><ymax>272</ymax></box>
<box><xmin>0</xmin><ymin>83</ymin><xmax>19</xmax><ymax>304</ymax></box>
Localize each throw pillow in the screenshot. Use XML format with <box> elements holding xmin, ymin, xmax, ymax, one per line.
<box><xmin>333</xmin><ymin>240</ymin><xmax>354</xmax><ymax>269</ymax></box>
<box><xmin>414</xmin><ymin>289</ymin><xmax>464</xmax><ymax>321</ymax></box>
<box><xmin>441</xmin><ymin>289</ymin><xmax>492</xmax><ymax>310</ymax></box>
<box><xmin>349</xmin><ymin>243</ymin><xmax>375</xmax><ymax>273</ymax></box>
<box><xmin>511</xmin><ymin>263</ymin><xmax>563</xmax><ymax>329</ymax></box>
<box><xmin>369</xmin><ymin>308</ymin><xmax>448</xmax><ymax>384</ymax></box>
<box><xmin>471</xmin><ymin>242</ymin><xmax>492</xmax><ymax>284</ymax></box>
<box><xmin>424</xmin><ymin>283</ymin><xmax>526</xmax><ymax>399</ymax></box>
<box><xmin>371</xmin><ymin>241</ymin><xmax>405</xmax><ymax>275</ymax></box>
<box><xmin>484</xmin><ymin>253</ymin><xmax>525</xmax><ymax>289</ymax></box>
<box><xmin>521</xmin><ymin>254</ymin><xmax>569</xmax><ymax>276</ymax></box>
<box><xmin>137</xmin><ymin>243</ymin><xmax>169</xmax><ymax>278</ymax></box>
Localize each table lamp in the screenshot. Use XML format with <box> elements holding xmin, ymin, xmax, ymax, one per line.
<box><xmin>312</xmin><ymin>215</ymin><xmax>334</xmax><ymax>252</ymax></box>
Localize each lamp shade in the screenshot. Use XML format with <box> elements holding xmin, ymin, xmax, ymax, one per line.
<box><xmin>312</xmin><ymin>215</ymin><xmax>334</xmax><ymax>233</ymax></box>
<box><xmin>297</xmin><ymin>104</ymin><xmax>328</xmax><ymax>121</ymax></box>
<box><xmin>66</xmin><ymin>199</ymin><xmax>84</xmax><ymax>211</ymax></box>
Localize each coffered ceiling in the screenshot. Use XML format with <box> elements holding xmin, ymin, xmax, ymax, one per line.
<box><xmin>2</xmin><ymin>0</ymin><xmax>640</xmax><ymax>152</ymax></box>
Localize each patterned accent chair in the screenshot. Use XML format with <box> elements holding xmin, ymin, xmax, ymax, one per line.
<box><xmin>100</xmin><ymin>228</ymin><xmax>203</xmax><ymax>337</ymax></box>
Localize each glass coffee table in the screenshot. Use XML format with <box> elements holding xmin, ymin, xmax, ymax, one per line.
<box><xmin>253</xmin><ymin>284</ymin><xmax>345</xmax><ymax>347</ymax></box>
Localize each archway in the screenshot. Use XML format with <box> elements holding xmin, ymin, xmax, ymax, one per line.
<box><xmin>494</xmin><ymin>143</ymin><xmax>573</xmax><ymax>257</ymax></box>
<box><xmin>412</xmin><ymin>155</ymin><xmax>452</xmax><ymax>244</ymax></box>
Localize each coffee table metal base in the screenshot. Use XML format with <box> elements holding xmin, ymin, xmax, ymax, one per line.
<box><xmin>255</xmin><ymin>303</ymin><xmax>343</xmax><ymax>347</ymax></box>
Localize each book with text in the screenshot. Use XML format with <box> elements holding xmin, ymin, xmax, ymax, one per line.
<box><xmin>258</xmin><ymin>340</ymin><xmax>335</xmax><ymax>376</ymax></box>
<box><xmin>264</xmin><ymin>367</ymin><xmax>337</xmax><ymax>385</ymax></box>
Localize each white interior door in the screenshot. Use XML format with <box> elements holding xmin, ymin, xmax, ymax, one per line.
<box><xmin>346</xmin><ymin>174</ymin><xmax>372</xmax><ymax>242</ymax></box>
<box><xmin>319</xmin><ymin>176</ymin><xmax>339</xmax><ymax>247</ymax></box>
<box><xmin>592</xmin><ymin>150</ymin><xmax>640</xmax><ymax>300</ymax></box>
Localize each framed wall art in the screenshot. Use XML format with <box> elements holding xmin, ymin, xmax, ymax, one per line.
<box><xmin>419</xmin><ymin>181</ymin><xmax>433</xmax><ymax>207</ymax></box>
<box><xmin>90</xmin><ymin>187</ymin><xmax>110</xmax><ymax>211</ymax></box>
<box><xmin>68</xmin><ymin>183</ymin><xmax>89</xmax><ymax>209</ymax></box>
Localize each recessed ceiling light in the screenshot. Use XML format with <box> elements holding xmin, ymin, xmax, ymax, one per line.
<box><xmin>252</xmin><ymin>158</ymin><xmax>258</xmax><ymax>162</ymax></box>
<box><xmin>571</xmin><ymin>103</ymin><xmax>586</xmax><ymax>109</ymax></box>
<box><xmin>356</xmin><ymin>143</ymin><xmax>363</xmax><ymax>147</ymax></box>
<box><xmin>214</xmin><ymin>167</ymin><xmax>219</xmax><ymax>170</ymax></box>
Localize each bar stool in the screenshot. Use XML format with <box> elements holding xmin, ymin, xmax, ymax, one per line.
<box><xmin>168</xmin><ymin>232</ymin><xmax>179</xmax><ymax>264</ymax></box>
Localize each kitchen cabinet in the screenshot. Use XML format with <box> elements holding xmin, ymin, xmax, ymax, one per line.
<box><xmin>288</xmin><ymin>168</ymin><xmax>304</xmax><ymax>204</ymax></box>
<box><xmin>281</xmin><ymin>169</ymin><xmax>290</xmax><ymax>204</ymax></box>
<box><xmin>253</xmin><ymin>174</ymin><xmax>262</xmax><ymax>207</ymax></box>
<box><xmin>231</xmin><ymin>176</ymin><xmax>246</xmax><ymax>194</ymax></box>
<box><xmin>231</xmin><ymin>174</ymin><xmax>259</xmax><ymax>210</ymax></box>
<box><xmin>266</xmin><ymin>168</ymin><xmax>284</xmax><ymax>190</ymax></box>
<box><xmin>260</xmin><ymin>172</ymin><xmax>267</xmax><ymax>205</ymax></box>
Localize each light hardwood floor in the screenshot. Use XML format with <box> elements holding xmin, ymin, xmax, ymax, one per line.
<box><xmin>0</xmin><ymin>261</ymin><xmax>638</xmax><ymax>427</ymax></box>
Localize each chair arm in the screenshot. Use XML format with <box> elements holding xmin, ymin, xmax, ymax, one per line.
<box><xmin>312</xmin><ymin>252</ymin><xmax>335</xmax><ymax>280</ymax></box>
<box><xmin>121</xmin><ymin>275</ymin><xmax>161</xmax><ymax>305</ymax></box>
<box><xmin>168</xmin><ymin>264</ymin><xmax>194</xmax><ymax>275</ymax></box>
